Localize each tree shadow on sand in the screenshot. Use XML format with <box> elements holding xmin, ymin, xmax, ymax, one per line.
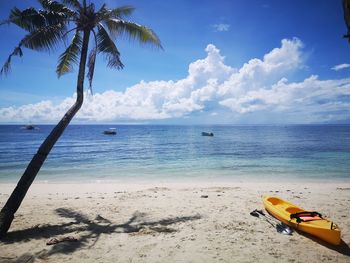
<box><xmin>1</xmin><ymin>208</ymin><xmax>202</xmax><ymax>261</ymax></box>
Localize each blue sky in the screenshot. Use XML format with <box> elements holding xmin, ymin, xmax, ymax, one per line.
<box><xmin>0</xmin><ymin>0</ymin><xmax>350</xmax><ymax>124</ymax></box>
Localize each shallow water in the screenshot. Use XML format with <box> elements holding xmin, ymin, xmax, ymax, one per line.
<box><xmin>0</xmin><ymin>125</ymin><xmax>349</xmax><ymax>182</ymax></box>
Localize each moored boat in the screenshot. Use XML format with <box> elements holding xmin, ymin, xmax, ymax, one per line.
<box><xmin>263</xmin><ymin>196</ymin><xmax>341</xmax><ymax>245</ymax></box>
<box><xmin>103</xmin><ymin>128</ymin><xmax>117</xmax><ymax>135</ymax></box>
<box><xmin>23</xmin><ymin>125</ymin><xmax>38</xmax><ymax>130</ymax></box>
<box><xmin>201</xmin><ymin>132</ymin><xmax>214</xmax><ymax>136</ymax></box>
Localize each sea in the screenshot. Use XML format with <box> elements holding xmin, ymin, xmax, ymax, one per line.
<box><xmin>0</xmin><ymin>125</ymin><xmax>349</xmax><ymax>183</ymax></box>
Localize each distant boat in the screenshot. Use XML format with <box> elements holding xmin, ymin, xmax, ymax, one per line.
<box><xmin>103</xmin><ymin>128</ymin><xmax>117</xmax><ymax>135</ymax></box>
<box><xmin>23</xmin><ymin>125</ymin><xmax>38</xmax><ymax>130</ymax></box>
<box><xmin>201</xmin><ymin>132</ymin><xmax>214</xmax><ymax>137</ymax></box>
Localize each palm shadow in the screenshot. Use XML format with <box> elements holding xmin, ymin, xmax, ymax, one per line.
<box><xmin>1</xmin><ymin>208</ymin><xmax>202</xmax><ymax>260</ymax></box>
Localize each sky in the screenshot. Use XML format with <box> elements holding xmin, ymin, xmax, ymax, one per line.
<box><xmin>0</xmin><ymin>0</ymin><xmax>350</xmax><ymax>124</ymax></box>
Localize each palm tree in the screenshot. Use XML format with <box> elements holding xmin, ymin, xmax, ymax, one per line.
<box><xmin>0</xmin><ymin>0</ymin><xmax>162</xmax><ymax>237</ymax></box>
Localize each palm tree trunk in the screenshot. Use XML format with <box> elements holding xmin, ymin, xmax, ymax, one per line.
<box><xmin>0</xmin><ymin>30</ymin><xmax>91</xmax><ymax>238</ymax></box>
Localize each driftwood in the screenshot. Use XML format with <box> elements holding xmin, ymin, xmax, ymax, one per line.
<box><xmin>46</xmin><ymin>236</ymin><xmax>78</xmax><ymax>245</ymax></box>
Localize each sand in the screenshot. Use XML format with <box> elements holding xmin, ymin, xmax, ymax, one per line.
<box><xmin>0</xmin><ymin>181</ymin><xmax>349</xmax><ymax>263</ymax></box>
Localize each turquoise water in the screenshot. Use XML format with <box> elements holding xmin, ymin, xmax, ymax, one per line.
<box><xmin>0</xmin><ymin>125</ymin><xmax>349</xmax><ymax>182</ymax></box>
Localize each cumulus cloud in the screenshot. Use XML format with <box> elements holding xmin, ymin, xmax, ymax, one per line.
<box><xmin>331</xmin><ymin>63</ymin><xmax>350</xmax><ymax>71</ymax></box>
<box><xmin>212</xmin><ymin>23</ymin><xmax>230</xmax><ymax>32</ymax></box>
<box><xmin>1</xmin><ymin>38</ymin><xmax>350</xmax><ymax>124</ymax></box>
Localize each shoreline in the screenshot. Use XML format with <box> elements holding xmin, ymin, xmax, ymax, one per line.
<box><xmin>1</xmin><ymin>174</ymin><xmax>350</xmax><ymax>186</ymax></box>
<box><xmin>1</xmin><ymin>179</ymin><xmax>350</xmax><ymax>197</ymax></box>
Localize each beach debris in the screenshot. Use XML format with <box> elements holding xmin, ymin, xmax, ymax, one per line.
<box><xmin>46</xmin><ymin>236</ymin><xmax>78</xmax><ymax>245</ymax></box>
<box><xmin>200</xmin><ymin>195</ymin><xmax>209</xmax><ymax>198</ymax></box>
<box><xmin>336</xmin><ymin>187</ymin><xmax>350</xmax><ymax>190</ymax></box>
<box><xmin>130</xmin><ymin>227</ymin><xmax>157</xmax><ymax>236</ymax></box>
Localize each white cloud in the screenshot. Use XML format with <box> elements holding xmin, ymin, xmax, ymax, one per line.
<box><xmin>331</xmin><ymin>63</ymin><xmax>350</xmax><ymax>71</ymax></box>
<box><xmin>1</xmin><ymin>38</ymin><xmax>350</xmax><ymax>124</ymax></box>
<box><xmin>212</xmin><ymin>23</ymin><xmax>230</xmax><ymax>32</ymax></box>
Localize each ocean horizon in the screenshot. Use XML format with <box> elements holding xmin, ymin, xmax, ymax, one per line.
<box><xmin>0</xmin><ymin>124</ymin><xmax>349</xmax><ymax>183</ymax></box>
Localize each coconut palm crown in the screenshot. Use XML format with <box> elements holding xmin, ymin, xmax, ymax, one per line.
<box><xmin>0</xmin><ymin>0</ymin><xmax>161</xmax><ymax>238</ymax></box>
<box><xmin>1</xmin><ymin>0</ymin><xmax>162</xmax><ymax>87</ymax></box>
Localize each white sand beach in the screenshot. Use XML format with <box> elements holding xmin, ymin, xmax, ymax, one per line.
<box><xmin>0</xmin><ymin>181</ymin><xmax>349</xmax><ymax>263</ymax></box>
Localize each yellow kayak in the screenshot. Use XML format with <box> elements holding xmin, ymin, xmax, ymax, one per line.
<box><xmin>263</xmin><ymin>196</ymin><xmax>341</xmax><ymax>245</ymax></box>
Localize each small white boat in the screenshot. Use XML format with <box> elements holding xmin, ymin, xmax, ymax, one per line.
<box><xmin>103</xmin><ymin>128</ymin><xmax>117</xmax><ymax>135</ymax></box>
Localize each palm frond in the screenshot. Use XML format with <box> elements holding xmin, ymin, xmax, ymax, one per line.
<box><xmin>56</xmin><ymin>30</ymin><xmax>82</xmax><ymax>77</ymax></box>
<box><xmin>7</xmin><ymin>6</ymin><xmax>69</xmax><ymax>32</ymax></box>
<box><xmin>22</xmin><ymin>24</ymin><xmax>66</xmax><ymax>52</ymax></box>
<box><xmin>97</xmin><ymin>5</ymin><xmax>135</xmax><ymax>21</ymax></box>
<box><xmin>38</xmin><ymin>0</ymin><xmax>76</xmax><ymax>16</ymax></box>
<box><xmin>104</xmin><ymin>19</ymin><xmax>162</xmax><ymax>49</ymax></box>
<box><xmin>61</xmin><ymin>0</ymin><xmax>82</xmax><ymax>11</ymax></box>
<box><xmin>87</xmin><ymin>47</ymin><xmax>97</xmax><ymax>92</ymax></box>
<box><xmin>38</xmin><ymin>0</ymin><xmax>64</xmax><ymax>12</ymax></box>
<box><xmin>1</xmin><ymin>23</ymin><xmax>65</xmax><ymax>76</ymax></box>
<box><xmin>97</xmin><ymin>23</ymin><xmax>124</xmax><ymax>69</ymax></box>
<box><xmin>95</xmin><ymin>3</ymin><xmax>107</xmax><ymax>19</ymax></box>
<box><xmin>109</xmin><ymin>6</ymin><xmax>135</xmax><ymax>18</ymax></box>
<box><xmin>2</xmin><ymin>1</ymin><xmax>163</xmax><ymax>80</ymax></box>
<box><xmin>0</xmin><ymin>19</ymin><xmax>12</xmax><ymax>26</ymax></box>
<box><xmin>8</xmin><ymin>7</ymin><xmax>46</xmax><ymax>31</ymax></box>
<box><xmin>0</xmin><ymin>46</ymin><xmax>23</xmax><ymax>76</ymax></box>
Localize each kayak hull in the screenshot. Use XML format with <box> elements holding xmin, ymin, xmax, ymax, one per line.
<box><xmin>263</xmin><ymin>196</ymin><xmax>341</xmax><ymax>245</ymax></box>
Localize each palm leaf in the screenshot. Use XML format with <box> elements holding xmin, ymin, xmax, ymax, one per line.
<box><xmin>1</xmin><ymin>5</ymin><xmax>69</xmax><ymax>76</ymax></box>
<box><xmin>6</xmin><ymin>6</ymin><xmax>69</xmax><ymax>32</ymax></box>
<box><xmin>97</xmin><ymin>5</ymin><xmax>135</xmax><ymax>20</ymax></box>
<box><xmin>109</xmin><ymin>6</ymin><xmax>135</xmax><ymax>18</ymax></box>
<box><xmin>56</xmin><ymin>30</ymin><xmax>82</xmax><ymax>77</ymax></box>
<box><xmin>38</xmin><ymin>0</ymin><xmax>76</xmax><ymax>16</ymax></box>
<box><xmin>61</xmin><ymin>0</ymin><xmax>82</xmax><ymax>10</ymax></box>
<box><xmin>0</xmin><ymin>46</ymin><xmax>23</xmax><ymax>76</ymax></box>
<box><xmin>8</xmin><ymin>7</ymin><xmax>46</xmax><ymax>32</ymax></box>
<box><xmin>1</xmin><ymin>23</ymin><xmax>65</xmax><ymax>76</ymax></box>
<box><xmin>87</xmin><ymin>47</ymin><xmax>97</xmax><ymax>92</ymax></box>
<box><xmin>97</xmin><ymin>23</ymin><xmax>124</xmax><ymax>69</ymax></box>
<box><xmin>21</xmin><ymin>24</ymin><xmax>66</xmax><ymax>52</ymax></box>
<box><xmin>104</xmin><ymin>19</ymin><xmax>162</xmax><ymax>49</ymax></box>
<box><xmin>38</xmin><ymin>0</ymin><xmax>65</xmax><ymax>12</ymax></box>
<box><xmin>95</xmin><ymin>3</ymin><xmax>108</xmax><ymax>19</ymax></box>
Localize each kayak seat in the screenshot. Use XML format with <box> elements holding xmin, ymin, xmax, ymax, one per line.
<box><xmin>285</xmin><ymin>207</ymin><xmax>303</xmax><ymax>214</ymax></box>
<box><xmin>267</xmin><ymin>197</ymin><xmax>282</xmax><ymax>205</ymax></box>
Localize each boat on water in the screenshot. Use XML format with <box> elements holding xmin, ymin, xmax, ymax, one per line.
<box><xmin>22</xmin><ymin>125</ymin><xmax>38</xmax><ymax>130</ymax></box>
<box><xmin>263</xmin><ymin>196</ymin><xmax>341</xmax><ymax>245</ymax></box>
<box><xmin>103</xmin><ymin>128</ymin><xmax>117</xmax><ymax>135</ymax></box>
<box><xmin>201</xmin><ymin>132</ymin><xmax>214</xmax><ymax>137</ymax></box>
